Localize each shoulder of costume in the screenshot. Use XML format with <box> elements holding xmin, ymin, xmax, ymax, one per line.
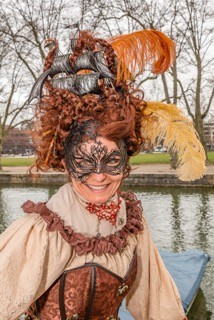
<box><xmin>46</xmin><ymin>182</ymin><xmax>74</xmax><ymax>209</ymax></box>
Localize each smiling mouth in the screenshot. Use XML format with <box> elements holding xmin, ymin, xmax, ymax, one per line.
<box><xmin>86</xmin><ymin>184</ymin><xmax>109</xmax><ymax>191</ymax></box>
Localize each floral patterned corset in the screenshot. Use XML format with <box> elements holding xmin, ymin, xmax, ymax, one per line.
<box><xmin>32</xmin><ymin>252</ymin><xmax>137</xmax><ymax>320</ymax></box>
<box><xmin>23</xmin><ymin>191</ymin><xmax>143</xmax><ymax>320</ymax></box>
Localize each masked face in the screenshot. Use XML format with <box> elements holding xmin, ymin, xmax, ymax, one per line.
<box><xmin>66</xmin><ymin>137</ymin><xmax>127</xmax><ymax>182</ymax></box>
<box><xmin>64</xmin><ymin>137</ymin><xmax>127</xmax><ymax>204</ymax></box>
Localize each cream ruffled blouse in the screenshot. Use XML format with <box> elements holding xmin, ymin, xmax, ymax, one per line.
<box><xmin>0</xmin><ymin>183</ymin><xmax>186</xmax><ymax>320</ymax></box>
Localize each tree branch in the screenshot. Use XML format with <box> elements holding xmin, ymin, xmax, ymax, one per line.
<box><xmin>202</xmin><ymin>87</ymin><xmax>214</xmax><ymax>118</ymax></box>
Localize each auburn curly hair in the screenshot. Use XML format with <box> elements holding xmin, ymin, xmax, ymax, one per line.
<box><xmin>32</xmin><ymin>31</ymin><xmax>146</xmax><ymax>173</ymax></box>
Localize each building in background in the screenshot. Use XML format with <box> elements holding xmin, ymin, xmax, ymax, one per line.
<box><xmin>204</xmin><ymin>119</ymin><xmax>214</xmax><ymax>151</ymax></box>
<box><xmin>2</xmin><ymin>120</ymin><xmax>214</xmax><ymax>155</ymax></box>
<box><xmin>2</xmin><ymin>127</ymin><xmax>34</xmax><ymax>155</ymax></box>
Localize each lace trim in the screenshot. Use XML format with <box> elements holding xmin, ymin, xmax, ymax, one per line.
<box><xmin>21</xmin><ymin>191</ymin><xmax>143</xmax><ymax>256</ymax></box>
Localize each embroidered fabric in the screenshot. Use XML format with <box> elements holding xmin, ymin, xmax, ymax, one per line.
<box><xmin>33</xmin><ymin>253</ymin><xmax>137</xmax><ymax>320</ymax></box>
<box><xmin>22</xmin><ymin>191</ymin><xmax>144</xmax><ymax>256</ymax></box>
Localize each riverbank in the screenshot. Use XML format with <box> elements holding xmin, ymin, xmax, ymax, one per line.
<box><xmin>0</xmin><ymin>164</ymin><xmax>213</xmax><ymax>187</ymax></box>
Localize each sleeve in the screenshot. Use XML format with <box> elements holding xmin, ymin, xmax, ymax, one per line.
<box><xmin>0</xmin><ymin>214</ymin><xmax>75</xmax><ymax>320</ymax></box>
<box><xmin>126</xmin><ymin>214</ymin><xmax>187</xmax><ymax>320</ymax></box>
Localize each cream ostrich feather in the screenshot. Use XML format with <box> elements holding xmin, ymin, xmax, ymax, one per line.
<box><xmin>140</xmin><ymin>101</ymin><xmax>206</xmax><ymax>181</ymax></box>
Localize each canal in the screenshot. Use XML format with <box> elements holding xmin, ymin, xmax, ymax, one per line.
<box><xmin>0</xmin><ymin>184</ymin><xmax>213</xmax><ymax>319</ymax></box>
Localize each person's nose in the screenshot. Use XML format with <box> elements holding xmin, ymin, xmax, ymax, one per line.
<box><xmin>91</xmin><ymin>172</ymin><xmax>106</xmax><ymax>182</ymax></box>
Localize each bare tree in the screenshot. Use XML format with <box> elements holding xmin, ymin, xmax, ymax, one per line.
<box><xmin>175</xmin><ymin>0</ymin><xmax>214</xmax><ymax>155</ymax></box>
<box><xmin>78</xmin><ymin>0</ymin><xmax>214</xmax><ymax>159</ymax></box>
<box><xmin>0</xmin><ymin>0</ymin><xmax>74</xmax><ymax>80</ymax></box>
<box><xmin>1</xmin><ymin>0</ymin><xmax>213</xmax><ymax>167</ymax></box>
<box><xmin>0</xmin><ymin>56</ymin><xmax>33</xmax><ymax>168</ymax></box>
<box><xmin>0</xmin><ymin>0</ymin><xmax>80</xmax><ymax>168</ymax></box>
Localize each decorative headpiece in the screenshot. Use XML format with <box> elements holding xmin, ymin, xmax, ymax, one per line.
<box><xmin>30</xmin><ymin>29</ymin><xmax>206</xmax><ymax>181</ymax></box>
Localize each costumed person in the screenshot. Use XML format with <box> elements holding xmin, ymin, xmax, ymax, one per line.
<box><xmin>0</xmin><ymin>28</ymin><xmax>206</xmax><ymax>320</ymax></box>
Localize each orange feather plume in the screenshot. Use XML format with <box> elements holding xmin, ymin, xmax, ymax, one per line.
<box><xmin>108</xmin><ymin>29</ymin><xmax>175</xmax><ymax>82</ymax></box>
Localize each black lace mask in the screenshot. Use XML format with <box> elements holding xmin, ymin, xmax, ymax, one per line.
<box><xmin>63</xmin><ymin>121</ymin><xmax>127</xmax><ymax>182</ymax></box>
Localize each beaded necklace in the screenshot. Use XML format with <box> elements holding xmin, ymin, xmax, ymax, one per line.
<box><xmin>85</xmin><ymin>194</ymin><xmax>122</xmax><ymax>226</ymax></box>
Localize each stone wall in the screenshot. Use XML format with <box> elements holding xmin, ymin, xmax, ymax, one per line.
<box><xmin>122</xmin><ymin>173</ymin><xmax>214</xmax><ymax>187</ymax></box>
<box><xmin>0</xmin><ymin>172</ymin><xmax>213</xmax><ymax>187</ymax></box>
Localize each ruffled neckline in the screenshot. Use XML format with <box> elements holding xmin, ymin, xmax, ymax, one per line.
<box><xmin>22</xmin><ymin>191</ymin><xmax>144</xmax><ymax>256</ymax></box>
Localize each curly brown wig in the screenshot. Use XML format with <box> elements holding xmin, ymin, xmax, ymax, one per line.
<box><xmin>32</xmin><ymin>31</ymin><xmax>146</xmax><ymax>172</ymax></box>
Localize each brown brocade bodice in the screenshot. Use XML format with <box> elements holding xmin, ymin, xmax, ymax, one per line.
<box><xmin>31</xmin><ymin>252</ymin><xmax>137</xmax><ymax>320</ymax></box>
<box><xmin>23</xmin><ymin>191</ymin><xmax>143</xmax><ymax>320</ymax></box>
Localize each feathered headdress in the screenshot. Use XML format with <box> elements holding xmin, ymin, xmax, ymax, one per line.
<box><xmin>109</xmin><ymin>29</ymin><xmax>175</xmax><ymax>81</ymax></box>
<box><xmin>110</xmin><ymin>30</ymin><xmax>206</xmax><ymax>180</ymax></box>
<box><xmin>29</xmin><ymin>29</ymin><xmax>206</xmax><ymax>181</ymax></box>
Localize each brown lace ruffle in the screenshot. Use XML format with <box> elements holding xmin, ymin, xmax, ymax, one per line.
<box><xmin>21</xmin><ymin>191</ymin><xmax>143</xmax><ymax>256</ymax></box>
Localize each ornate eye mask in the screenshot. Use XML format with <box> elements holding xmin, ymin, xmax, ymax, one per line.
<box><xmin>64</xmin><ymin>139</ymin><xmax>127</xmax><ymax>182</ymax></box>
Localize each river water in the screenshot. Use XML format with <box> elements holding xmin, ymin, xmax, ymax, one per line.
<box><xmin>0</xmin><ymin>184</ymin><xmax>213</xmax><ymax>319</ymax></box>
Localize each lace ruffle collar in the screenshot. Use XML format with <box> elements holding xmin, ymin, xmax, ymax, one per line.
<box><xmin>22</xmin><ymin>191</ymin><xmax>144</xmax><ymax>256</ymax></box>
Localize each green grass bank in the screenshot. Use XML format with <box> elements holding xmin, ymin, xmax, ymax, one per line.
<box><xmin>1</xmin><ymin>151</ymin><xmax>214</xmax><ymax>166</ymax></box>
<box><xmin>130</xmin><ymin>151</ymin><xmax>214</xmax><ymax>165</ymax></box>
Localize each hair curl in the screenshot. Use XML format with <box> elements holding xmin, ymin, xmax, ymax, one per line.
<box><xmin>32</xmin><ymin>31</ymin><xmax>146</xmax><ymax>173</ymax></box>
